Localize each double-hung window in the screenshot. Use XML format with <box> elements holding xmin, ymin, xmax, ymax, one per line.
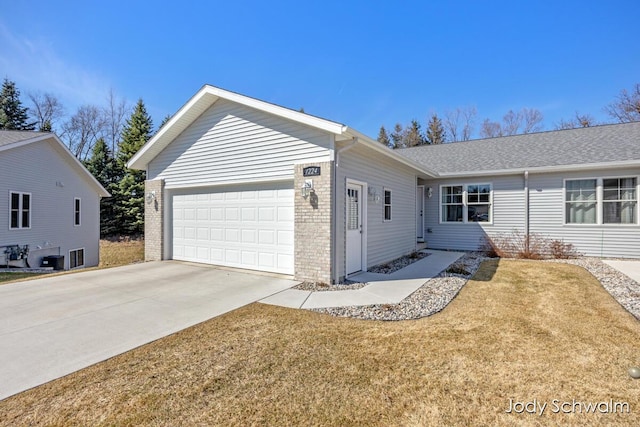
<box><xmin>441</xmin><ymin>184</ymin><xmax>491</xmax><ymax>223</ymax></box>
<box><xmin>74</xmin><ymin>198</ymin><xmax>81</xmax><ymax>226</ymax></box>
<box><xmin>383</xmin><ymin>189</ymin><xmax>392</xmax><ymax>221</ymax></box>
<box><xmin>565</xmin><ymin>177</ymin><xmax>637</xmax><ymax>225</ymax></box>
<box><xmin>603</xmin><ymin>178</ymin><xmax>636</xmax><ymax>224</ymax></box>
<box><xmin>565</xmin><ymin>179</ymin><xmax>597</xmax><ymax>224</ymax></box>
<box><xmin>9</xmin><ymin>191</ymin><xmax>31</xmax><ymax>229</ymax></box>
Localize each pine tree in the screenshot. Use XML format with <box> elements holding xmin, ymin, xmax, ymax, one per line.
<box><xmin>0</xmin><ymin>78</ymin><xmax>35</xmax><ymax>130</ymax></box>
<box><xmin>390</xmin><ymin>123</ymin><xmax>405</xmax><ymax>149</ymax></box>
<box><xmin>117</xmin><ymin>99</ymin><xmax>153</xmax><ymax>235</ymax></box>
<box><xmin>425</xmin><ymin>114</ymin><xmax>446</xmax><ymax>144</ymax></box>
<box><xmin>85</xmin><ymin>138</ymin><xmax>123</xmax><ymax>236</ymax></box>
<box><xmin>405</xmin><ymin>119</ymin><xmax>426</xmax><ymax>147</ymax></box>
<box><xmin>377</xmin><ymin>126</ymin><xmax>391</xmax><ymax>147</ymax></box>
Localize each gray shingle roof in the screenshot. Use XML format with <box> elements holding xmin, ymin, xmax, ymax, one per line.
<box><xmin>0</xmin><ymin>130</ymin><xmax>51</xmax><ymax>148</ymax></box>
<box><xmin>396</xmin><ymin>122</ymin><xmax>640</xmax><ymax>176</ymax></box>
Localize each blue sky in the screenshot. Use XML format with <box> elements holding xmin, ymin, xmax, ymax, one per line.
<box><xmin>1</xmin><ymin>0</ymin><xmax>638</xmax><ymax>138</ymax></box>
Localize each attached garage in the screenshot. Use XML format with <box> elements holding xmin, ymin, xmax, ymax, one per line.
<box><xmin>171</xmin><ymin>182</ymin><xmax>294</xmax><ymax>275</ymax></box>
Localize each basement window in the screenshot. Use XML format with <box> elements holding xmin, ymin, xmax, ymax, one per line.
<box><xmin>69</xmin><ymin>248</ymin><xmax>85</xmax><ymax>269</ymax></box>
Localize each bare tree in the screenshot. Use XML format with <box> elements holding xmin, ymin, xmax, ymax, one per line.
<box><xmin>61</xmin><ymin>105</ymin><xmax>106</xmax><ymax>160</ymax></box>
<box><xmin>28</xmin><ymin>92</ymin><xmax>64</xmax><ymax>132</ymax></box>
<box><xmin>480</xmin><ymin>107</ymin><xmax>544</xmax><ymax>138</ymax></box>
<box><xmin>554</xmin><ymin>112</ymin><xmax>597</xmax><ymax>130</ymax></box>
<box><xmin>605</xmin><ymin>83</ymin><xmax>640</xmax><ymax>123</ymax></box>
<box><xmin>479</xmin><ymin>119</ymin><xmax>503</xmax><ymax>138</ymax></box>
<box><xmin>444</xmin><ymin>106</ymin><xmax>476</xmax><ymax>142</ymax></box>
<box><xmin>521</xmin><ymin>108</ymin><xmax>544</xmax><ymax>133</ymax></box>
<box><xmin>103</xmin><ymin>89</ymin><xmax>128</xmax><ymax>154</ymax></box>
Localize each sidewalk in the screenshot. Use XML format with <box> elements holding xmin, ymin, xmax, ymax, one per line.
<box><xmin>259</xmin><ymin>249</ymin><xmax>464</xmax><ymax>309</ymax></box>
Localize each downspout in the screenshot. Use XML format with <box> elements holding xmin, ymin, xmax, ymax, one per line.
<box><xmin>524</xmin><ymin>170</ymin><xmax>530</xmax><ymax>254</ymax></box>
<box><xmin>332</xmin><ymin>137</ymin><xmax>358</xmax><ymax>283</ymax></box>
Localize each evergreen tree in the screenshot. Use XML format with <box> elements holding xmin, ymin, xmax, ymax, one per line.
<box><xmin>0</xmin><ymin>78</ymin><xmax>35</xmax><ymax>130</ymax></box>
<box><xmin>405</xmin><ymin>119</ymin><xmax>426</xmax><ymax>147</ymax></box>
<box><xmin>390</xmin><ymin>123</ymin><xmax>405</xmax><ymax>149</ymax></box>
<box><xmin>117</xmin><ymin>99</ymin><xmax>153</xmax><ymax>235</ymax></box>
<box><xmin>85</xmin><ymin>138</ymin><xmax>123</xmax><ymax>236</ymax></box>
<box><xmin>377</xmin><ymin>126</ymin><xmax>391</xmax><ymax>147</ymax></box>
<box><xmin>425</xmin><ymin>113</ymin><xmax>447</xmax><ymax>144</ymax></box>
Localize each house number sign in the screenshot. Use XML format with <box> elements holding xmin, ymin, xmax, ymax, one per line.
<box><xmin>303</xmin><ymin>166</ymin><xmax>321</xmax><ymax>176</ymax></box>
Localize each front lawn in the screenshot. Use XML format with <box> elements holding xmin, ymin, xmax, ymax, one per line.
<box><xmin>0</xmin><ymin>272</ymin><xmax>48</xmax><ymax>284</ymax></box>
<box><xmin>1</xmin><ymin>260</ymin><xmax>639</xmax><ymax>426</ymax></box>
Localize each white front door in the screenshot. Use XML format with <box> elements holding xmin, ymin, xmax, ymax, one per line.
<box><xmin>416</xmin><ymin>186</ymin><xmax>424</xmax><ymax>241</ymax></box>
<box><xmin>346</xmin><ymin>183</ymin><xmax>363</xmax><ymax>275</ymax></box>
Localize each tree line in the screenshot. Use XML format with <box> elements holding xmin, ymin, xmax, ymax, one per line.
<box><xmin>0</xmin><ymin>77</ymin><xmax>163</xmax><ymax>237</ymax></box>
<box><xmin>377</xmin><ymin>83</ymin><xmax>640</xmax><ymax>148</ymax></box>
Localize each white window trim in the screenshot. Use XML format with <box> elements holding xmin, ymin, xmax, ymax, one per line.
<box><xmin>563</xmin><ymin>175</ymin><xmax>640</xmax><ymax>226</ymax></box>
<box><xmin>8</xmin><ymin>191</ymin><xmax>32</xmax><ymax>230</ymax></box>
<box><xmin>69</xmin><ymin>248</ymin><xmax>85</xmax><ymax>269</ymax></box>
<box><xmin>439</xmin><ymin>183</ymin><xmax>493</xmax><ymax>225</ymax></box>
<box><xmin>383</xmin><ymin>188</ymin><xmax>392</xmax><ymax>222</ymax></box>
<box><xmin>74</xmin><ymin>197</ymin><xmax>81</xmax><ymax>227</ymax></box>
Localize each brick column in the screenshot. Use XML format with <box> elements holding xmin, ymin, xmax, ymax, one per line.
<box><xmin>144</xmin><ymin>179</ymin><xmax>164</xmax><ymax>261</ymax></box>
<box><xmin>294</xmin><ymin>161</ymin><xmax>334</xmax><ymax>284</ymax></box>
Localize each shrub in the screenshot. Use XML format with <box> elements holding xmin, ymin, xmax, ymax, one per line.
<box><xmin>483</xmin><ymin>230</ymin><xmax>581</xmax><ymax>260</ymax></box>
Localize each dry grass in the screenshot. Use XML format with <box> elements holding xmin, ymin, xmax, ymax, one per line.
<box><xmin>0</xmin><ymin>272</ymin><xmax>48</xmax><ymax>284</ymax></box>
<box><xmin>1</xmin><ymin>260</ymin><xmax>639</xmax><ymax>426</ymax></box>
<box><xmin>99</xmin><ymin>237</ymin><xmax>145</xmax><ymax>268</ymax></box>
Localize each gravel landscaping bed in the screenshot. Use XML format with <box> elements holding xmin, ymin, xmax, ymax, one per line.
<box><xmin>311</xmin><ymin>254</ymin><xmax>640</xmax><ymax>321</ymax></box>
<box><xmin>311</xmin><ymin>252</ymin><xmax>487</xmax><ymax>320</ymax></box>
<box><xmin>556</xmin><ymin>258</ymin><xmax>640</xmax><ymax>320</ymax></box>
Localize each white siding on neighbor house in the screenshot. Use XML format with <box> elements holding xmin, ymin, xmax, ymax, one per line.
<box><xmin>148</xmin><ymin>99</ymin><xmax>333</xmax><ymax>187</ymax></box>
<box><xmin>528</xmin><ymin>168</ymin><xmax>640</xmax><ymax>258</ymax></box>
<box><xmin>336</xmin><ymin>144</ymin><xmax>418</xmax><ymax>280</ymax></box>
<box><xmin>423</xmin><ymin>175</ymin><xmax>526</xmax><ymax>251</ymax></box>
<box><xmin>0</xmin><ymin>141</ymin><xmax>101</xmax><ymax>269</ymax></box>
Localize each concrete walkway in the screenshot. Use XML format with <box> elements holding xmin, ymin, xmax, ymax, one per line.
<box><xmin>260</xmin><ymin>250</ymin><xmax>464</xmax><ymax>309</ymax></box>
<box><xmin>602</xmin><ymin>260</ymin><xmax>640</xmax><ymax>283</ymax></box>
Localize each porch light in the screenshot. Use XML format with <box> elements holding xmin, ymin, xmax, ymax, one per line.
<box><xmin>301</xmin><ymin>179</ymin><xmax>314</xmax><ymax>198</ymax></box>
<box><xmin>145</xmin><ymin>190</ymin><xmax>156</xmax><ymax>204</ymax></box>
<box><xmin>426</xmin><ymin>187</ymin><xmax>433</xmax><ymax>198</ymax></box>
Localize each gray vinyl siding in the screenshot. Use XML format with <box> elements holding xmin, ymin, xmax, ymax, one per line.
<box><xmin>0</xmin><ymin>141</ymin><xmax>101</xmax><ymax>269</ymax></box>
<box><xmin>423</xmin><ymin>175</ymin><xmax>526</xmax><ymax>251</ymax></box>
<box><xmin>336</xmin><ymin>144</ymin><xmax>417</xmax><ymax>279</ymax></box>
<box><xmin>528</xmin><ymin>168</ymin><xmax>640</xmax><ymax>258</ymax></box>
<box><xmin>148</xmin><ymin>99</ymin><xmax>333</xmax><ymax>187</ymax></box>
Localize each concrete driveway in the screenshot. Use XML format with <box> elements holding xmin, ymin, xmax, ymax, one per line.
<box><xmin>0</xmin><ymin>261</ymin><xmax>297</xmax><ymax>400</ymax></box>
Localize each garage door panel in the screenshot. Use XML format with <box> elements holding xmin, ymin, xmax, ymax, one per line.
<box><xmin>172</xmin><ymin>183</ymin><xmax>294</xmax><ymax>275</ymax></box>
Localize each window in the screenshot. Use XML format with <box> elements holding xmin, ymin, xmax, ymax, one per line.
<box><xmin>69</xmin><ymin>248</ymin><xmax>85</xmax><ymax>269</ymax></box>
<box><xmin>565</xmin><ymin>179</ymin><xmax>597</xmax><ymax>224</ymax></box>
<box><xmin>603</xmin><ymin>178</ymin><xmax>636</xmax><ymax>224</ymax></box>
<box><xmin>384</xmin><ymin>189</ymin><xmax>392</xmax><ymax>221</ymax></box>
<box><xmin>441</xmin><ymin>184</ymin><xmax>492</xmax><ymax>223</ymax></box>
<box><xmin>74</xmin><ymin>198</ymin><xmax>81</xmax><ymax>226</ymax></box>
<box><xmin>467</xmin><ymin>184</ymin><xmax>491</xmax><ymax>222</ymax></box>
<box><xmin>9</xmin><ymin>191</ymin><xmax>31</xmax><ymax>229</ymax></box>
<box><xmin>565</xmin><ymin>177</ymin><xmax>637</xmax><ymax>225</ymax></box>
<box><xmin>441</xmin><ymin>185</ymin><xmax>463</xmax><ymax>222</ymax></box>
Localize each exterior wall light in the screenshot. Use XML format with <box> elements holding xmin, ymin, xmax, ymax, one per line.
<box><xmin>301</xmin><ymin>179</ymin><xmax>314</xmax><ymax>198</ymax></box>
<box><xmin>145</xmin><ymin>190</ymin><xmax>156</xmax><ymax>204</ymax></box>
<box><xmin>426</xmin><ymin>187</ymin><xmax>433</xmax><ymax>198</ymax></box>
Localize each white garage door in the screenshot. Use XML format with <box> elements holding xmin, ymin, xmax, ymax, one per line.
<box><xmin>172</xmin><ymin>182</ymin><xmax>294</xmax><ymax>275</ymax></box>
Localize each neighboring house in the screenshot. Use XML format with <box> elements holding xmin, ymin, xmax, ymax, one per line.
<box><xmin>128</xmin><ymin>85</ymin><xmax>640</xmax><ymax>284</ymax></box>
<box><xmin>0</xmin><ymin>131</ymin><xmax>110</xmax><ymax>270</ymax></box>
